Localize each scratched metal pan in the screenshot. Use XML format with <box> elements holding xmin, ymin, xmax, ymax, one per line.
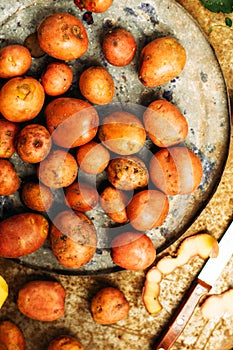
<box><xmin>0</xmin><ymin>0</ymin><xmax>230</xmax><ymax>275</ymax></box>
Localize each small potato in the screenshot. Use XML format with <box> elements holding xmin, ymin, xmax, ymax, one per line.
<box><xmin>41</xmin><ymin>62</ymin><xmax>73</xmax><ymax>96</ymax></box>
<box><xmin>0</xmin><ymin>119</ymin><xmax>19</xmax><ymax>158</ymax></box>
<box><xmin>111</xmin><ymin>232</ymin><xmax>156</xmax><ymax>270</ymax></box>
<box><xmin>24</xmin><ymin>32</ymin><xmax>45</xmax><ymax>58</ymax></box>
<box><xmin>98</xmin><ymin>111</ymin><xmax>146</xmax><ymax>155</ymax></box>
<box><xmin>0</xmin><ymin>320</ymin><xmax>26</xmax><ymax>350</ymax></box>
<box><xmin>0</xmin><ymin>213</ymin><xmax>49</xmax><ymax>258</ymax></box>
<box><xmin>76</xmin><ymin>0</ymin><xmax>112</xmax><ymax>12</ymax></box>
<box><xmin>38</xmin><ymin>150</ymin><xmax>78</xmax><ymax>189</ymax></box>
<box><xmin>100</xmin><ymin>186</ymin><xmax>129</xmax><ymax>223</ymax></box>
<box><xmin>143</xmin><ymin>100</ymin><xmax>188</xmax><ymax>147</ymax></box>
<box><xmin>65</xmin><ymin>182</ymin><xmax>99</xmax><ymax>212</ymax></box>
<box><xmin>76</xmin><ymin>141</ymin><xmax>110</xmax><ymax>174</ymax></box>
<box><xmin>17</xmin><ymin>280</ymin><xmax>66</xmax><ymax>321</ymax></box>
<box><xmin>47</xmin><ymin>335</ymin><xmax>84</xmax><ymax>350</ymax></box>
<box><xmin>0</xmin><ymin>76</ymin><xmax>45</xmax><ymax>123</ymax></box>
<box><xmin>0</xmin><ymin>159</ymin><xmax>20</xmax><ymax>196</ymax></box>
<box><xmin>15</xmin><ymin>124</ymin><xmax>52</xmax><ymax>163</ymax></box>
<box><xmin>45</xmin><ymin>97</ymin><xmax>99</xmax><ymax>148</ymax></box>
<box><xmin>0</xmin><ymin>44</ymin><xmax>32</xmax><ymax>79</ymax></box>
<box><xmin>90</xmin><ymin>287</ymin><xmax>130</xmax><ymax>325</ymax></box>
<box><xmin>21</xmin><ymin>182</ymin><xmax>54</xmax><ymax>212</ymax></box>
<box><xmin>37</xmin><ymin>12</ymin><xmax>88</xmax><ymax>61</ymax></box>
<box><xmin>127</xmin><ymin>189</ymin><xmax>169</xmax><ymax>231</ymax></box>
<box><xmin>138</xmin><ymin>37</ymin><xmax>186</xmax><ymax>87</ymax></box>
<box><xmin>50</xmin><ymin>210</ymin><xmax>97</xmax><ymax>268</ymax></box>
<box><xmin>149</xmin><ymin>147</ymin><xmax>203</xmax><ymax>195</ymax></box>
<box><xmin>102</xmin><ymin>28</ymin><xmax>136</xmax><ymax>66</ymax></box>
<box><xmin>79</xmin><ymin>66</ymin><xmax>115</xmax><ymax>105</ymax></box>
<box><xmin>107</xmin><ymin>156</ymin><xmax>149</xmax><ymax>190</ymax></box>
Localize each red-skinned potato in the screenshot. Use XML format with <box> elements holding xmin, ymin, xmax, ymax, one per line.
<box><xmin>0</xmin><ymin>213</ymin><xmax>49</xmax><ymax>258</ymax></box>
<box><xmin>0</xmin><ymin>76</ymin><xmax>45</xmax><ymax>123</ymax></box>
<box><xmin>41</xmin><ymin>62</ymin><xmax>73</xmax><ymax>96</ymax></box>
<box><xmin>0</xmin><ymin>320</ymin><xmax>26</xmax><ymax>350</ymax></box>
<box><xmin>65</xmin><ymin>182</ymin><xmax>99</xmax><ymax>212</ymax></box>
<box><xmin>17</xmin><ymin>280</ymin><xmax>66</xmax><ymax>321</ymax></box>
<box><xmin>0</xmin><ymin>44</ymin><xmax>32</xmax><ymax>79</ymax></box>
<box><xmin>47</xmin><ymin>335</ymin><xmax>84</xmax><ymax>350</ymax></box>
<box><xmin>100</xmin><ymin>186</ymin><xmax>129</xmax><ymax>224</ymax></box>
<box><xmin>76</xmin><ymin>141</ymin><xmax>110</xmax><ymax>174</ymax></box>
<box><xmin>45</xmin><ymin>97</ymin><xmax>99</xmax><ymax>148</ymax></box>
<box><xmin>37</xmin><ymin>12</ymin><xmax>88</xmax><ymax>60</ymax></box>
<box><xmin>0</xmin><ymin>119</ymin><xmax>19</xmax><ymax>158</ymax></box>
<box><xmin>21</xmin><ymin>182</ymin><xmax>54</xmax><ymax>212</ymax></box>
<box><xmin>75</xmin><ymin>0</ymin><xmax>112</xmax><ymax>13</ymax></box>
<box><xmin>111</xmin><ymin>232</ymin><xmax>156</xmax><ymax>270</ymax></box>
<box><xmin>0</xmin><ymin>159</ymin><xmax>21</xmax><ymax>196</ymax></box>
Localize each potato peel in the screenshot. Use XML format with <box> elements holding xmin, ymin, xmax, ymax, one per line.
<box><xmin>0</xmin><ymin>275</ymin><xmax>8</xmax><ymax>309</ymax></box>
<box><xmin>201</xmin><ymin>289</ymin><xmax>233</xmax><ymax>319</ymax></box>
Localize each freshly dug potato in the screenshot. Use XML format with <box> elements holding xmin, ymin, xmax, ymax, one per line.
<box><xmin>90</xmin><ymin>287</ymin><xmax>130</xmax><ymax>325</ymax></box>
<box><xmin>0</xmin><ymin>76</ymin><xmax>45</xmax><ymax>122</ymax></box>
<box><xmin>65</xmin><ymin>182</ymin><xmax>99</xmax><ymax>212</ymax></box>
<box><xmin>15</xmin><ymin>124</ymin><xmax>52</xmax><ymax>163</ymax></box>
<box><xmin>79</xmin><ymin>66</ymin><xmax>115</xmax><ymax>104</ymax></box>
<box><xmin>41</xmin><ymin>62</ymin><xmax>73</xmax><ymax>96</ymax></box>
<box><xmin>0</xmin><ymin>213</ymin><xmax>49</xmax><ymax>258</ymax></box>
<box><xmin>0</xmin><ymin>159</ymin><xmax>20</xmax><ymax>196</ymax></box>
<box><xmin>138</xmin><ymin>37</ymin><xmax>186</xmax><ymax>87</ymax></box>
<box><xmin>21</xmin><ymin>182</ymin><xmax>54</xmax><ymax>212</ymax></box>
<box><xmin>76</xmin><ymin>141</ymin><xmax>110</xmax><ymax>174</ymax></box>
<box><xmin>0</xmin><ymin>44</ymin><xmax>32</xmax><ymax>79</ymax></box>
<box><xmin>111</xmin><ymin>232</ymin><xmax>156</xmax><ymax>270</ymax></box>
<box><xmin>143</xmin><ymin>99</ymin><xmax>188</xmax><ymax>147</ymax></box>
<box><xmin>50</xmin><ymin>210</ymin><xmax>97</xmax><ymax>268</ymax></box>
<box><xmin>17</xmin><ymin>280</ymin><xmax>66</xmax><ymax>321</ymax></box>
<box><xmin>38</xmin><ymin>149</ymin><xmax>78</xmax><ymax>188</ymax></box>
<box><xmin>76</xmin><ymin>0</ymin><xmax>112</xmax><ymax>12</ymax></box>
<box><xmin>98</xmin><ymin>111</ymin><xmax>146</xmax><ymax>155</ymax></box>
<box><xmin>24</xmin><ymin>32</ymin><xmax>45</xmax><ymax>58</ymax></box>
<box><xmin>100</xmin><ymin>186</ymin><xmax>129</xmax><ymax>223</ymax></box>
<box><xmin>0</xmin><ymin>320</ymin><xmax>26</xmax><ymax>350</ymax></box>
<box><xmin>47</xmin><ymin>335</ymin><xmax>84</xmax><ymax>350</ymax></box>
<box><xmin>102</xmin><ymin>28</ymin><xmax>136</xmax><ymax>66</ymax></box>
<box><xmin>37</xmin><ymin>12</ymin><xmax>88</xmax><ymax>61</ymax></box>
<box><xmin>107</xmin><ymin>156</ymin><xmax>149</xmax><ymax>190</ymax></box>
<box><xmin>149</xmin><ymin>147</ymin><xmax>203</xmax><ymax>195</ymax></box>
<box><xmin>45</xmin><ymin>97</ymin><xmax>99</xmax><ymax>148</ymax></box>
<box><xmin>0</xmin><ymin>119</ymin><xmax>19</xmax><ymax>158</ymax></box>
<box><xmin>127</xmin><ymin>190</ymin><xmax>169</xmax><ymax>231</ymax></box>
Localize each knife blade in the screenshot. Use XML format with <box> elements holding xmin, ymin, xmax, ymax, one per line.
<box><xmin>154</xmin><ymin>220</ymin><xmax>233</xmax><ymax>350</ymax></box>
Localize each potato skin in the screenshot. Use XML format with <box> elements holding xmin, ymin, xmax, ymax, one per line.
<box><xmin>0</xmin><ymin>320</ymin><xmax>26</xmax><ymax>350</ymax></box>
<box><xmin>0</xmin><ymin>213</ymin><xmax>49</xmax><ymax>258</ymax></box>
<box><xmin>21</xmin><ymin>182</ymin><xmax>54</xmax><ymax>212</ymax></box>
<box><xmin>90</xmin><ymin>287</ymin><xmax>130</xmax><ymax>324</ymax></box>
<box><xmin>76</xmin><ymin>141</ymin><xmax>110</xmax><ymax>174</ymax></box>
<box><xmin>0</xmin><ymin>119</ymin><xmax>19</xmax><ymax>158</ymax></box>
<box><xmin>111</xmin><ymin>232</ymin><xmax>156</xmax><ymax>270</ymax></box>
<box><xmin>41</xmin><ymin>62</ymin><xmax>73</xmax><ymax>96</ymax></box>
<box><xmin>47</xmin><ymin>335</ymin><xmax>84</xmax><ymax>350</ymax></box>
<box><xmin>37</xmin><ymin>12</ymin><xmax>88</xmax><ymax>60</ymax></box>
<box><xmin>65</xmin><ymin>182</ymin><xmax>99</xmax><ymax>212</ymax></box>
<box><xmin>17</xmin><ymin>280</ymin><xmax>66</xmax><ymax>321</ymax></box>
<box><xmin>139</xmin><ymin>37</ymin><xmax>186</xmax><ymax>87</ymax></box>
<box><xmin>0</xmin><ymin>44</ymin><xmax>32</xmax><ymax>79</ymax></box>
<box><xmin>0</xmin><ymin>159</ymin><xmax>21</xmax><ymax>196</ymax></box>
<box><xmin>77</xmin><ymin>0</ymin><xmax>112</xmax><ymax>12</ymax></box>
<box><xmin>100</xmin><ymin>186</ymin><xmax>129</xmax><ymax>223</ymax></box>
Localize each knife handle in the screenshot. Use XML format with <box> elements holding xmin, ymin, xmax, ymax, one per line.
<box><xmin>154</xmin><ymin>279</ymin><xmax>211</xmax><ymax>350</ymax></box>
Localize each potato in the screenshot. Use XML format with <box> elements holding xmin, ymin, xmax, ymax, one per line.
<box><xmin>0</xmin><ymin>76</ymin><xmax>45</xmax><ymax>123</ymax></box>
<box><xmin>143</xmin><ymin>99</ymin><xmax>188</xmax><ymax>147</ymax></box>
<box><xmin>0</xmin><ymin>213</ymin><xmax>49</xmax><ymax>258</ymax></box>
<box><xmin>100</xmin><ymin>186</ymin><xmax>129</xmax><ymax>223</ymax></box>
<box><xmin>111</xmin><ymin>232</ymin><xmax>156</xmax><ymax>270</ymax></box>
<box><xmin>149</xmin><ymin>147</ymin><xmax>203</xmax><ymax>195</ymax></box>
<box><xmin>76</xmin><ymin>0</ymin><xmax>112</xmax><ymax>12</ymax></box>
<box><xmin>17</xmin><ymin>280</ymin><xmax>66</xmax><ymax>321</ymax></box>
<box><xmin>65</xmin><ymin>182</ymin><xmax>99</xmax><ymax>212</ymax></box>
<box><xmin>79</xmin><ymin>66</ymin><xmax>115</xmax><ymax>104</ymax></box>
<box><xmin>38</xmin><ymin>149</ymin><xmax>78</xmax><ymax>188</ymax></box>
<box><xmin>50</xmin><ymin>210</ymin><xmax>97</xmax><ymax>268</ymax></box>
<box><xmin>0</xmin><ymin>44</ymin><xmax>32</xmax><ymax>79</ymax></box>
<box><xmin>138</xmin><ymin>37</ymin><xmax>186</xmax><ymax>87</ymax></box>
<box><xmin>107</xmin><ymin>156</ymin><xmax>149</xmax><ymax>190</ymax></box>
<box><xmin>0</xmin><ymin>320</ymin><xmax>26</xmax><ymax>350</ymax></box>
<box><xmin>98</xmin><ymin>111</ymin><xmax>146</xmax><ymax>155</ymax></box>
<box><xmin>45</xmin><ymin>97</ymin><xmax>99</xmax><ymax>148</ymax></box>
<box><xmin>127</xmin><ymin>189</ymin><xmax>169</xmax><ymax>231</ymax></box>
<box><xmin>41</xmin><ymin>62</ymin><xmax>73</xmax><ymax>96</ymax></box>
<box><xmin>24</xmin><ymin>32</ymin><xmax>45</xmax><ymax>58</ymax></box>
<box><xmin>15</xmin><ymin>124</ymin><xmax>52</xmax><ymax>163</ymax></box>
<box><xmin>102</xmin><ymin>28</ymin><xmax>136</xmax><ymax>66</ymax></box>
<box><xmin>37</xmin><ymin>12</ymin><xmax>88</xmax><ymax>61</ymax></box>
<box><xmin>21</xmin><ymin>182</ymin><xmax>54</xmax><ymax>212</ymax></box>
<box><xmin>47</xmin><ymin>335</ymin><xmax>84</xmax><ymax>350</ymax></box>
<box><xmin>0</xmin><ymin>119</ymin><xmax>19</xmax><ymax>158</ymax></box>
<box><xmin>0</xmin><ymin>159</ymin><xmax>20</xmax><ymax>196</ymax></box>
<box><xmin>76</xmin><ymin>141</ymin><xmax>110</xmax><ymax>174</ymax></box>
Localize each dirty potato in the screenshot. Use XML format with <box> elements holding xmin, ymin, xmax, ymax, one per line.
<box><xmin>0</xmin><ymin>320</ymin><xmax>25</xmax><ymax>350</ymax></box>
<box><xmin>21</xmin><ymin>181</ymin><xmax>54</xmax><ymax>212</ymax></box>
<box><xmin>47</xmin><ymin>335</ymin><xmax>84</xmax><ymax>350</ymax></box>
<box><xmin>0</xmin><ymin>119</ymin><xmax>19</xmax><ymax>158</ymax></box>
<box><xmin>0</xmin><ymin>159</ymin><xmax>20</xmax><ymax>196</ymax></box>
